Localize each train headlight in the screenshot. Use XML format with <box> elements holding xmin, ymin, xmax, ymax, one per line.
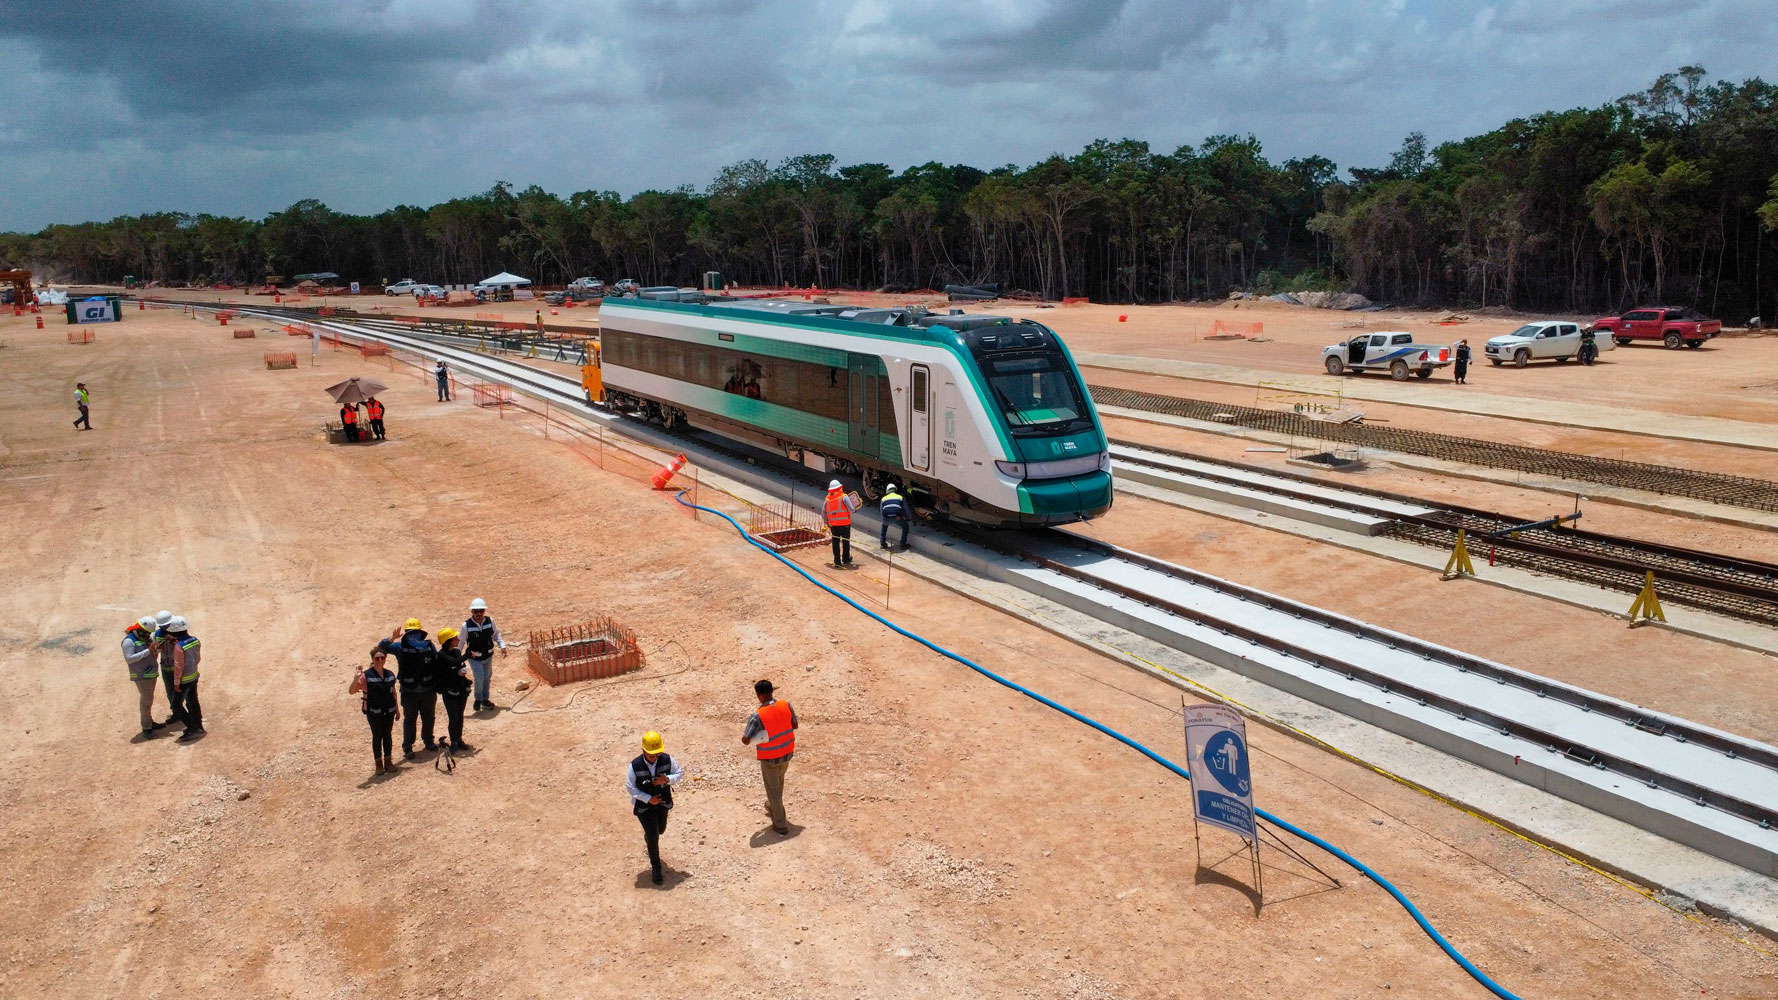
<box><xmin>994</xmin><ymin>460</ymin><xmax>1026</xmax><ymax>479</ymax></box>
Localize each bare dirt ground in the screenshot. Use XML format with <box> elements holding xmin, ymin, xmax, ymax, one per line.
<box><xmin>4</xmin><ymin>307</ymin><xmax>1775</xmax><ymax>999</ymax></box>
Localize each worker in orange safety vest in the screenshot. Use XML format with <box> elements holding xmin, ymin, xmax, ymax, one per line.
<box><xmin>823</xmin><ymin>479</ymin><xmax>854</xmax><ymax>568</ymax></box>
<box><xmin>741</xmin><ymin>678</ymin><xmax>798</xmax><ymax>835</ymax></box>
<box><xmin>340</xmin><ymin>402</ymin><xmax>360</xmax><ymax>443</ymax></box>
<box><xmin>366</xmin><ymin>397</ymin><xmax>386</xmax><ymax>440</ymax></box>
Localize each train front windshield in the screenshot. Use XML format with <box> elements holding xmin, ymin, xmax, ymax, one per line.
<box><xmin>981</xmin><ymin>353</ymin><xmax>1090</xmax><ymax>434</ymax></box>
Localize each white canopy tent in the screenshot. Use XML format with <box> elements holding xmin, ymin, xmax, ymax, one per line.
<box><xmin>477</xmin><ymin>271</ymin><xmax>532</xmax><ymax>287</ymax></box>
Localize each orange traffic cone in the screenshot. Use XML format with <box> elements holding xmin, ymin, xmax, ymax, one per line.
<box><xmin>219</xmin><ymin>313</ymin><xmax>228</xmax><ymax>326</ymax></box>
<box><xmin>36</xmin><ymin>314</ymin><xmax>44</xmax><ymax>329</ymax></box>
<box><xmin>137</xmin><ymin>298</ymin><xmax>144</xmax><ymax>310</ymax></box>
<box><xmin>651</xmin><ymin>453</ymin><xmax>688</xmax><ymax>490</ymax></box>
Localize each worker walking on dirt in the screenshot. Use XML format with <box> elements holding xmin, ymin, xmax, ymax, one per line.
<box><xmin>73</xmin><ymin>382</ymin><xmax>91</xmax><ymax>430</ymax></box>
<box><xmin>462</xmin><ymin>598</ymin><xmax>506</xmax><ymax>712</ymax></box>
<box><xmin>340</xmin><ymin>402</ymin><xmax>361</xmax><ymax>442</ymax></box>
<box><xmin>435</xmin><ymin>627</ymin><xmax>474</xmax><ymax>753</ymax></box>
<box><xmin>435</xmin><ymin>360</ymin><xmax>452</xmax><ymax>402</ymax></box>
<box><xmin>366</xmin><ymin>397</ymin><xmax>386</xmax><ymax>440</ymax></box>
<box><xmin>627</xmin><ymin>731</ymin><xmax>681</xmax><ymax>885</ymax></box>
<box><xmin>824</xmin><ymin>480</ymin><xmax>855</xmax><ymax>568</ymax></box>
<box><xmin>741</xmin><ymin>679</ymin><xmax>797</xmax><ymax>835</ymax></box>
<box><xmin>879</xmin><ymin>483</ymin><xmax>912</xmax><ymax>551</ymax></box>
<box><xmin>123</xmin><ymin>616</ymin><xmax>166</xmax><ymax>737</ymax></box>
<box><xmin>379</xmin><ymin>619</ymin><xmax>439</xmax><ymax>759</ymax></box>
<box><xmin>1453</xmin><ymin>340</ymin><xmax>1471</xmax><ymax>385</ymax></box>
<box><xmin>164</xmin><ymin>616</ymin><xmax>203</xmax><ymax>743</ymax></box>
<box><xmin>350</xmin><ymin>648</ymin><xmax>400</xmax><ymax>773</ymax></box>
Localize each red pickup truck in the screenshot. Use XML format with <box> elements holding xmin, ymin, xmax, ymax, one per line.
<box><xmin>1591</xmin><ymin>307</ymin><xmax>1721</xmax><ymax>349</ymax></box>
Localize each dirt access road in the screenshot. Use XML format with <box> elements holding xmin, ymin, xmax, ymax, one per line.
<box><xmin>1</xmin><ymin>308</ymin><xmax>1773</xmax><ymax>998</ymax></box>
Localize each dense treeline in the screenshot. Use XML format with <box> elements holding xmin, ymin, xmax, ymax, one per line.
<box><xmin>5</xmin><ymin>68</ymin><xmax>1777</xmax><ymax>319</ymax></box>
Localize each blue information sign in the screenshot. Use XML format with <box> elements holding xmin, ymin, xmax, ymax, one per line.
<box><xmin>1183</xmin><ymin>704</ymin><xmax>1257</xmax><ymax>843</ymax></box>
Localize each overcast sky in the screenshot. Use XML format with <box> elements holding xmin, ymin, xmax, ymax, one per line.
<box><xmin>1</xmin><ymin>0</ymin><xmax>1773</xmax><ymax>231</ymax></box>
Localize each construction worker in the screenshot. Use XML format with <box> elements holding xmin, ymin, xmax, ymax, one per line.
<box><xmin>164</xmin><ymin>616</ymin><xmax>203</xmax><ymax>742</ymax></box>
<box><xmin>73</xmin><ymin>382</ymin><xmax>91</xmax><ymax>430</ymax></box>
<box><xmin>435</xmin><ymin>627</ymin><xmax>474</xmax><ymax>753</ymax></box>
<box><xmin>151</xmin><ymin>610</ymin><xmax>183</xmax><ymax>729</ymax></box>
<box><xmin>349</xmin><ymin>648</ymin><xmax>400</xmax><ymax>773</ymax></box>
<box><xmin>378</xmin><ymin>619</ymin><xmax>439</xmax><ymax>758</ymax></box>
<box><xmin>435</xmin><ymin>360</ymin><xmax>452</xmax><ymax>401</ymax></box>
<box><xmin>340</xmin><ymin>402</ymin><xmax>360</xmax><ymax>443</ymax></box>
<box><xmin>366</xmin><ymin>397</ymin><xmax>386</xmax><ymax>439</ymax></box>
<box><xmin>627</xmin><ymin>731</ymin><xmax>681</xmax><ymax>885</ymax></box>
<box><xmin>123</xmin><ymin>616</ymin><xmax>165</xmax><ymax>736</ymax></box>
<box><xmin>823</xmin><ymin>479</ymin><xmax>854</xmax><ymax>568</ymax></box>
<box><xmin>1453</xmin><ymin>339</ymin><xmax>1472</xmax><ymax>385</ymax></box>
<box><xmin>879</xmin><ymin>482</ymin><xmax>912</xmax><ymax>551</ymax></box>
<box><xmin>741</xmin><ymin>679</ymin><xmax>797</xmax><ymax>835</ymax></box>
<box><xmin>462</xmin><ymin>598</ymin><xmax>506</xmax><ymax>712</ymax></box>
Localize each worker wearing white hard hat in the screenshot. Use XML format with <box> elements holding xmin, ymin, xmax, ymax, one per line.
<box><xmin>150</xmin><ymin>610</ymin><xmax>184</xmax><ymax>729</ymax></box>
<box><xmin>879</xmin><ymin>482</ymin><xmax>912</xmax><ymax>551</ymax></box>
<box><xmin>822</xmin><ymin>480</ymin><xmax>855</xmax><ymax>568</ymax></box>
<box><xmin>462</xmin><ymin>597</ymin><xmax>506</xmax><ymax>712</ymax></box>
<box><xmin>162</xmin><ymin>615</ymin><xmax>205</xmax><ymax>742</ymax></box>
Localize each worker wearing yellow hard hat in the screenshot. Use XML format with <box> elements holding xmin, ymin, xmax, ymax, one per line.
<box><xmin>377</xmin><ymin>618</ymin><xmax>439</xmax><ymax>759</ymax></box>
<box><xmin>434</xmin><ymin>627</ymin><xmax>475</xmax><ymax>754</ymax></box>
<box><xmin>627</xmin><ymin>730</ymin><xmax>682</xmax><ymax>884</ymax></box>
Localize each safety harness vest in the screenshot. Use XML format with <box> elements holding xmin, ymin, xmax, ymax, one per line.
<box><xmin>880</xmin><ymin>490</ymin><xmax>906</xmax><ymax>518</ymax></box>
<box><xmin>123</xmin><ymin>631</ymin><xmax>158</xmax><ymax>680</ymax></box>
<box><xmin>361</xmin><ymin>667</ymin><xmax>398</xmax><ymax>715</ymax></box>
<box><xmin>631</xmin><ymin>753</ymin><xmax>675</xmax><ymax>813</ymax></box>
<box><xmin>823</xmin><ymin>490</ymin><xmax>851</xmax><ymax>527</ymax></box>
<box><xmin>341</xmin><ymin>406</ymin><xmax>358</xmax><ymax>425</ymax></box>
<box><xmin>367</xmin><ymin>400</ymin><xmax>384</xmax><ymax>419</ymax></box>
<box><xmin>463</xmin><ymin>617</ymin><xmax>498</xmax><ymax>657</ymax></box>
<box><xmin>171</xmin><ymin>636</ymin><xmax>201</xmax><ymax>683</ymax></box>
<box><xmin>755</xmin><ymin>700</ymin><xmax>796</xmax><ymax>761</ymax></box>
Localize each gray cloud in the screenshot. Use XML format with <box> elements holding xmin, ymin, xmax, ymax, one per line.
<box><xmin>1</xmin><ymin>0</ymin><xmax>1774</xmax><ymax>229</ymax></box>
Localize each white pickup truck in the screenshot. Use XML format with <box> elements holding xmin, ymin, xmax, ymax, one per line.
<box><xmin>1483</xmin><ymin>321</ymin><xmax>1612</xmax><ymax>367</ymax></box>
<box><xmin>1321</xmin><ymin>332</ymin><xmax>1453</xmax><ymax>380</ymax></box>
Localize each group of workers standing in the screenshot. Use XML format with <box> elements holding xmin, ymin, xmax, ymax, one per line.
<box><xmin>121</xmin><ymin>611</ymin><xmax>204</xmax><ymax>742</ymax></box>
<box><xmin>821</xmin><ymin>479</ymin><xmax>913</xmax><ymax>568</ymax></box>
<box><xmin>339</xmin><ymin>397</ymin><xmax>387</xmax><ymax>443</ymax></box>
<box><xmin>630</xmin><ymin>678</ymin><xmax>798</xmax><ymax>885</ymax></box>
<box><xmin>349</xmin><ymin>599</ymin><xmax>506</xmax><ymax>773</ymax></box>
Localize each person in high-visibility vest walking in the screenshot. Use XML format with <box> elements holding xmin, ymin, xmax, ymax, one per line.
<box><xmin>73</xmin><ymin>382</ymin><xmax>92</xmax><ymax>430</ymax></box>
<box><xmin>823</xmin><ymin>480</ymin><xmax>854</xmax><ymax>568</ymax></box>
<box><xmin>741</xmin><ymin>679</ymin><xmax>798</xmax><ymax>835</ymax></box>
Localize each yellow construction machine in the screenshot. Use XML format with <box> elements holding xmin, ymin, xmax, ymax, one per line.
<box><xmin>580</xmin><ymin>341</ymin><xmax>604</xmax><ymax>405</ymax></box>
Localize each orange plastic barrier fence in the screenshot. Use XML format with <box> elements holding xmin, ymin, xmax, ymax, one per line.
<box><xmin>264</xmin><ymin>352</ymin><xmax>297</xmax><ymax>369</ymax></box>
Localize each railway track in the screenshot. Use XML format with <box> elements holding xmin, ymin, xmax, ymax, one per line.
<box><xmin>1087</xmin><ymin>383</ymin><xmax>1778</xmax><ymax>513</ymax></box>
<box><xmin>184</xmin><ymin>302</ymin><xmax>1778</xmax><ymax>875</ymax></box>
<box><xmin>1110</xmin><ymin>440</ymin><xmax>1778</xmax><ymax>627</ymax></box>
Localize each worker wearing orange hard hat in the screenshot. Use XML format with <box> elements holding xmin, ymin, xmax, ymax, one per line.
<box><xmin>627</xmin><ymin>731</ymin><xmax>682</xmax><ymax>885</ymax></box>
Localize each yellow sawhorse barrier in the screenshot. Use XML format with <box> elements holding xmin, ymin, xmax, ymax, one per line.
<box><xmin>1627</xmin><ymin>570</ymin><xmax>1666</xmax><ymax>626</ymax></box>
<box><xmin>1441</xmin><ymin>528</ymin><xmax>1476</xmax><ymax>581</ymax></box>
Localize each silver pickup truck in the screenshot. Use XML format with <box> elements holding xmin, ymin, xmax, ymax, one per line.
<box><xmin>1484</xmin><ymin>321</ymin><xmax>1612</xmax><ymax>367</ymax></box>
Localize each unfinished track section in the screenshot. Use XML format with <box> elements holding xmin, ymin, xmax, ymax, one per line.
<box><xmin>1111</xmin><ymin>441</ymin><xmax>1778</xmax><ymax>626</ymax></box>
<box><xmin>1088</xmin><ymin>384</ymin><xmax>1778</xmax><ymax>513</ymax></box>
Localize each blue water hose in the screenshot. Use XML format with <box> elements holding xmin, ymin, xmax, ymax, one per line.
<box><xmin>678</xmin><ymin>492</ymin><xmax>1521</xmax><ymax>1000</ymax></box>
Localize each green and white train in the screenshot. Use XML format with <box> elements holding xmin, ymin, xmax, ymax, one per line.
<box><xmin>597</xmin><ymin>293</ymin><xmax>1113</xmax><ymax>527</ymax></box>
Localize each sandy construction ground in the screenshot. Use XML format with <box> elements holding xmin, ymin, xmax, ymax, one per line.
<box><xmin>2</xmin><ymin>306</ymin><xmax>1774</xmax><ymax>998</ymax></box>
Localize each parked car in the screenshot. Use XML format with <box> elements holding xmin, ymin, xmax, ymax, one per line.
<box><xmin>568</xmin><ymin>277</ymin><xmax>605</xmax><ymax>298</ymax></box>
<box><xmin>412</xmin><ymin>284</ymin><xmax>445</xmax><ymax>299</ymax></box>
<box><xmin>1591</xmin><ymin>307</ymin><xmax>1721</xmax><ymax>349</ymax></box>
<box><xmin>384</xmin><ymin>279</ymin><xmax>421</xmax><ymax>296</ymax></box>
<box><xmin>612</xmin><ymin>278</ymin><xmax>640</xmax><ymax>295</ymax></box>
<box><xmin>1484</xmin><ymin>321</ymin><xmax>1613</xmax><ymax>367</ymax></box>
<box><xmin>1321</xmin><ymin>331</ymin><xmax>1453</xmax><ymax>380</ymax></box>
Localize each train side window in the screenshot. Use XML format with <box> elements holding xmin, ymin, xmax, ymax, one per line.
<box><xmin>912</xmin><ymin>369</ymin><xmax>927</xmax><ymax>412</ymax></box>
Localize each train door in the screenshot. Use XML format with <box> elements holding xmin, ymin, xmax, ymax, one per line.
<box><xmin>909</xmin><ymin>364</ymin><xmax>931</xmax><ymax>472</ymax></box>
<box><xmin>847</xmin><ymin>353</ymin><xmax>881</xmax><ymax>458</ymax></box>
